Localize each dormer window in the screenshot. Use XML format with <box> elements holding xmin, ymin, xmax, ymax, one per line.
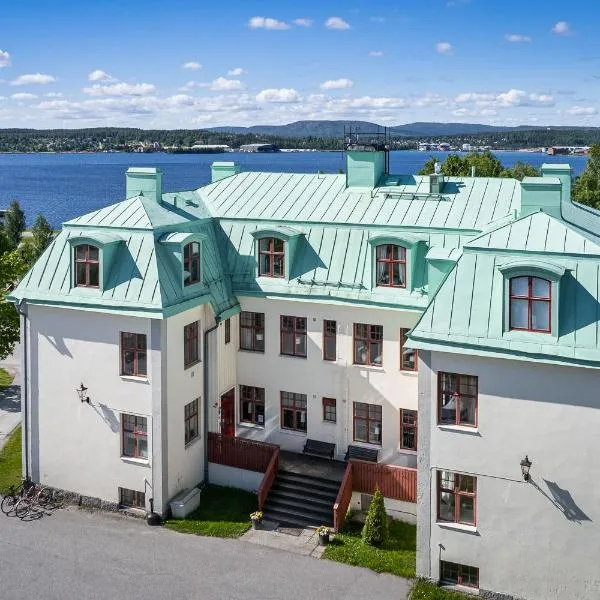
<box><xmin>258</xmin><ymin>238</ymin><xmax>285</xmax><ymax>278</ymax></box>
<box><xmin>184</xmin><ymin>242</ymin><xmax>201</xmax><ymax>286</ymax></box>
<box><xmin>75</xmin><ymin>244</ymin><xmax>100</xmax><ymax>288</ymax></box>
<box><xmin>376</xmin><ymin>244</ymin><xmax>406</xmax><ymax>288</ymax></box>
<box><xmin>509</xmin><ymin>276</ymin><xmax>551</xmax><ymax>333</ymax></box>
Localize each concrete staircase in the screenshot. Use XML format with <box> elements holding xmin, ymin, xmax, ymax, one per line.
<box><xmin>262</xmin><ymin>470</ymin><xmax>339</xmax><ymax>529</ymax></box>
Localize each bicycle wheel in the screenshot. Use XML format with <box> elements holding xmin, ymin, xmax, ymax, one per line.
<box><xmin>36</xmin><ymin>487</ymin><xmax>52</xmax><ymax>508</ymax></box>
<box><xmin>1</xmin><ymin>494</ymin><xmax>17</xmax><ymax>515</ymax></box>
<box><xmin>23</xmin><ymin>483</ymin><xmax>36</xmax><ymax>500</ymax></box>
<box><xmin>15</xmin><ymin>498</ymin><xmax>30</xmax><ymax>518</ymax></box>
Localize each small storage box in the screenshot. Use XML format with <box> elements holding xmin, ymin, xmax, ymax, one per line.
<box><xmin>169</xmin><ymin>487</ymin><xmax>201</xmax><ymax>519</ymax></box>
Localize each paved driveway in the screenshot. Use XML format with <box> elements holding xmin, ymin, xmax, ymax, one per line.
<box><xmin>0</xmin><ymin>345</ymin><xmax>20</xmax><ymax>451</ymax></box>
<box><xmin>0</xmin><ymin>506</ymin><xmax>411</xmax><ymax>600</ymax></box>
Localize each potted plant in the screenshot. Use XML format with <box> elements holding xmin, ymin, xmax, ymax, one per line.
<box><xmin>250</xmin><ymin>511</ymin><xmax>263</xmax><ymax>529</ymax></box>
<box><xmin>317</xmin><ymin>525</ymin><xmax>331</xmax><ymax>545</ymax></box>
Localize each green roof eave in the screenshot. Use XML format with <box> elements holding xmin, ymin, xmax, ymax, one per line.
<box><xmin>407</xmin><ymin>335</ymin><xmax>600</xmax><ymax>370</ymax></box>
<box><xmin>368</xmin><ymin>232</ymin><xmax>428</xmax><ymax>248</ymax></box>
<box><xmin>159</xmin><ymin>231</ymin><xmax>208</xmax><ymax>245</ymax></box>
<box><xmin>250</xmin><ymin>225</ymin><xmax>302</xmax><ymax>242</ymax></box>
<box><xmin>67</xmin><ymin>232</ymin><xmax>123</xmax><ymax>247</ymax></box>
<box><xmin>497</xmin><ymin>258</ymin><xmax>567</xmax><ymax>280</ymax></box>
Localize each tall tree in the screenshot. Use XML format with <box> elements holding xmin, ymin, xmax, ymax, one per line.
<box><xmin>501</xmin><ymin>161</ymin><xmax>540</xmax><ymax>180</ymax></box>
<box><xmin>420</xmin><ymin>152</ymin><xmax>538</xmax><ymax>180</ymax></box>
<box><xmin>573</xmin><ymin>144</ymin><xmax>600</xmax><ymax>209</ymax></box>
<box><xmin>3</xmin><ymin>200</ymin><xmax>25</xmax><ymax>249</ymax></box>
<box><xmin>29</xmin><ymin>214</ymin><xmax>54</xmax><ymax>262</ymax></box>
<box><xmin>0</xmin><ymin>249</ymin><xmax>28</xmax><ymax>360</ymax></box>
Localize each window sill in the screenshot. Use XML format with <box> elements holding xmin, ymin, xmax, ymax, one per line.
<box><xmin>185</xmin><ymin>436</ymin><xmax>201</xmax><ymax>449</ymax></box>
<box><xmin>238</xmin><ymin>348</ymin><xmax>265</xmax><ymax>355</ymax></box>
<box><xmin>437</xmin><ymin>521</ymin><xmax>479</xmax><ymax>535</ymax></box>
<box><xmin>352</xmin><ymin>440</ymin><xmax>382</xmax><ymax>448</ymax></box>
<box><xmin>184</xmin><ymin>360</ymin><xmax>201</xmax><ymax>370</ymax></box>
<box><xmin>399</xmin><ymin>369</ymin><xmax>418</xmax><ymax>375</ymax></box>
<box><xmin>353</xmin><ymin>364</ymin><xmax>384</xmax><ymax>370</ymax></box>
<box><xmin>239</xmin><ymin>422</ymin><xmax>265</xmax><ymax>430</ymax></box>
<box><xmin>279</xmin><ymin>429</ymin><xmax>307</xmax><ymax>437</ymax></box>
<box><xmin>437</xmin><ymin>424</ymin><xmax>480</xmax><ymax>436</ymax></box>
<box><xmin>120</xmin><ymin>375</ymin><xmax>149</xmax><ymax>384</ymax></box>
<box><xmin>121</xmin><ymin>456</ymin><xmax>150</xmax><ymax>467</ymax></box>
<box><xmin>439</xmin><ymin>583</ymin><xmax>479</xmax><ymax>596</ymax></box>
<box><xmin>322</xmin><ymin>420</ymin><xmax>337</xmax><ymax>426</ymax></box>
<box><xmin>279</xmin><ymin>354</ymin><xmax>307</xmax><ymax>359</ymax></box>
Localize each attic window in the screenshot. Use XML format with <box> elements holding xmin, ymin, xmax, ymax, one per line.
<box><xmin>258</xmin><ymin>238</ymin><xmax>285</xmax><ymax>278</ymax></box>
<box><xmin>509</xmin><ymin>276</ymin><xmax>551</xmax><ymax>333</ymax></box>
<box><xmin>74</xmin><ymin>244</ymin><xmax>100</xmax><ymax>288</ymax></box>
<box><xmin>184</xmin><ymin>242</ymin><xmax>201</xmax><ymax>286</ymax></box>
<box><xmin>375</xmin><ymin>245</ymin><xmax>406</xmax><ymax>288</ymax></box>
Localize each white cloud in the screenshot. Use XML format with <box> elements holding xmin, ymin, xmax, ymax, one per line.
<box><xmin>209</xmin><ymin>77</ymin><xmax>244</xmax><ymax>91</ymax></box>
<box><xmin>83</xmin><ymin>82</ymin><xmax>155</xmax><ymax>96</ymax></box>
<box><xmin>320</xmin><ymin>78</ymin><xmax>354</xmax><ymax>90</ymax></box>
<box><xmin>505</xmin><ymin>34</ymin><xmax>532</xmax><ymax>43</ymax></box>
<box><xmin>227</xmin><ymin>67</ymin><xmax>246</xmax><ymax>76</ymax></box>
<box><xmin>256</xmin><ymin>88</ymin><xmax>301</xmax><ymax>103</ymax></box>
<box><xmin>293</xmin><ymin>18</ymin><xmax>313</xmax><ymax>27</ymax></box>
<box><xmin>248</xmin><ymin>16</ymin><xmax>289</xmax><ymax>30</ymax></box>
<box><xmin>44</xmin><ymin>92</ymin><xmax>63</xmax><ymax>98</ymax></box>
<box><xmin>567</xmin><ymin>105</ymin><xmax>597</xmax><ymax>116</ymax></box>
<box><xmin>11</xmin><ymin>73</ymin><xmax>56</xmax><ymax>86</ymax></box>
<box><xmin>166</xmin><ymin>94</ymin><xmax>195</xmax><ymax>107</ymax></box>
<box><xmin>179</xmin><ymin>80</ymin><xmax>205</xmax><ymax>91</ymax></box>
<box><xmin>552</xmin><ymin>21</ymin><xmax>571</xmax><ymax>36</ymax></box>
<box><xmin>325</xmin><ymin>17</ymin><xmax>350</xmax><ymax>30</ymax></box>
<box><xmin>368</xmin><ymin>51</ymin><xmax>384</xmax><ymax>57</ymax></box>
<box><xmin>0</xmin><ymin>50</ymin><xmax>11</xmax><ymax>68</ymax></box>
<box><xmin>435</xmin><ymin>42</ymin><xmax>453</xmax><ymax>55</ymax></box>
<box><xmin>455</xmin><ymin>88</ymin><xmax>554</xmax><ymax>108</ymax></box>
<box><xmin>11</xmin><ymin>93</ymin><xmax>37</xmax><ymax>100</ymax></box>
<box><xmin>88</xmin><ymin>69</ymin><xmax>117</xmax><ymax>82</ymax></box>
<box><xmin>182</xmin><ymin>61</ymin><xmax>202</xmax><ymax>71</ymax></box>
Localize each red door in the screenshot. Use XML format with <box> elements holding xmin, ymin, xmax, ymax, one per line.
<box><xmin>220</xmin><ymin>389</ymin><xmax>235</xmax><ymax>437</ymax></box>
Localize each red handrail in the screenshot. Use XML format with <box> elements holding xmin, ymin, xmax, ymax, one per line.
<box><xmin>333</xmin><ymin>461</ymin><xmax>353</xmax><ymax>531</ymax></box>
<box><xmin>258</xmin><ymin>447</ymin><xmax>279</xmax><ymax>510</ymax></box>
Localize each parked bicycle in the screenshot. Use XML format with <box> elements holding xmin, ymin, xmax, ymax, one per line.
<box><xmin>1</xmin><ymin>480</ymin><xmax>53</xmax><ymax>517</ymax></box>
<box><xmin>1</xmin><ymin>479</ymin><xmax>36</xmax><ymax>515</ymax></box>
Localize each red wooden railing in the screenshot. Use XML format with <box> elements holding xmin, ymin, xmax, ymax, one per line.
<box><xmin>208</xmin><ymin>432</ymin><xmax>279</xmax><ymax>473</ymax></box>
<box><xmin>258</xmin><ymin>447</ymin><xmax>280</xmax><ymax>510</ymax></box>
<box><xmin>333</xmin><ymin>462</ymin><xmax>353</xmax><ymax>531</ymax></box>
<box><xmin>332</xmin><ymin>460</ymin><xmax>417</xmax><ymax>530</ymax></box>
<box><xmin>351</xmin><ymin>459</ymin><xmax>417</xmax><ymax>503</ymax></box>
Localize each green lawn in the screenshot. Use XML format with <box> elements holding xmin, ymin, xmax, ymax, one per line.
<box><xmin>410</xmin><ymin>579</ymin><xmax>473</xmax><ymax>599</ymax></box>
<box><xmin>323</xmin><ymin>518</ymin><xmax>417</xmax><ymax>578</ymax></box>
<box><xmin>0</xmin><ymin>367</ymin><xmax>13</xmax><ymax>390</ymax></box>
<box><xmin>0</xmin><ymin>426</ymin><xmax>22</xmax><ymax>495</ymax></box>
<box><xmin>165</xmin><ymin>484</ymin><xmax>257</xmax><ymax>538</ymax></box>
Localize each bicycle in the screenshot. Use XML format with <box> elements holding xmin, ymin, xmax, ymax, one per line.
<box><xmin>1</xmin><ymin>479</ymin><xmax>36</xmax><ymax>515</ymax></box>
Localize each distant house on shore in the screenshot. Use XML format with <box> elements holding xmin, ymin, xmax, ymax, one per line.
<box><xmin>239</xmin><ymin>143</ymin><xmax>279</xmax><ymax>153</ymax></box>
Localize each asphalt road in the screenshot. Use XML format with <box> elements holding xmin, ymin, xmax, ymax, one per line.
<box><xmin>0</xmin><ymin>506</ymin><xmax>410</xmax><ymax>600</ymax></box>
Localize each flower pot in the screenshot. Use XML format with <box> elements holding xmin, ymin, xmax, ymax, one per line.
<box><xmin>251</xmin><ymin>518</ymin><xmax>262</xmax><ymax>530</ymax></box>
<box><xmin>318</xmin><ymin>532</ymin><xmax>330</xmax><ymax>546</ymax></box>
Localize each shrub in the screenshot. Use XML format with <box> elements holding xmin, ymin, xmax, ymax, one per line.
<box><xmin>361</xmin><ymin>486</ymin><xmax>388</xmax><ymax>546</ymax></box>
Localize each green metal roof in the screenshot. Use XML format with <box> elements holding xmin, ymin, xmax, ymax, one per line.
<box><xmin>409</xmin><ymin>211</ymin><xmax>600</xmax><ymax>368</ymax></box>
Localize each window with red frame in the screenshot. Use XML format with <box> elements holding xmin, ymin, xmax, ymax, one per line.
<box><xmin>74</xmin><ymin>244</ymin><xmax>100</xmax><ymax>288</ymax></box>
<box><xmin>224</xmin><ymin>318</ymin><xmax>231</xmax><ymax>344</ymax></box>
<box><xmin>323</xmin><ymin>320</ymin><xmax>337</xmax><ymax>361</ymax></box>
<box><xmin>438</xmin><ymin>372</ymin><xmax>477</xmax><ymax>427</ymax></box>
<box><xmin>121</xmin><ymin>332</ymin><xmax>147</xmax><ymax>377</ymax></box>
<box><xmin>281</xmin><ymin>391</ymin><xmax>307</xmax><ymax>432</ymax></box>
<box><xmin>280</xmin><ymin>316</ymin><xmax>307</xmax><ymax>357</ymax></box>
<box><xmin>122</xmin><ymin>414</ymin><xmax>148</xmax><ymax>458</ymax></box>
<box><xmin>509</xmin><ymin>276</ymin><xmax>551</xmax><ymax>333</ymax></box>
<box><xmin>375</xmin><ymin>244</ymin><xmax>406</xmax><ymax>287</ymax></box>
<box><xmin>240</xmin><ymin>385</ymin><xmax>265</xmax><ymax>426</ymax></box>
<box><xmin>184</xmin><ymin>321</ymin><xmax>200</xmax><ymax>368</ymax></box>
<box><xmin>437</xmin><ymin>470</ymin><xmax>477</xmax><ymax>525</ymax></box>
<box><xmin>400</xmin><ymin>328</ymin><xmax>418</xmax><ymax>371</ymax></box>
<box><xmin>239</xmin><ymin>311</ymin><xmax>265</xmax><ymax>352</ymax></box>
<box><xmin>323</xmin><ymin>397</ymin><xmax>336</xmax><ymax>422</ymax></box>
<box><xmin>353</xmin><ymin>402</ymin><xmax>382</xmax><ymax>445</ymax></box>
<box><xmin>184</xmin><ymin>398</ymin><xmax>199</xmax><ymax>445</ymax></box>
<box><xmin>440</xmin><ymin>561</ymin><xmax>479</xmax><ymax>589</ymax></box>
<box><xmin>353</xmin><ymin>323</ymin><xmax>383</xmax><ymax>366</ymax></box>
<box><xmin>400</xmin><ymin>409</ymin><xmax>417</xmax><ymax>450</ymax></box>
<box><xmin>119</xmin><ymin>487</ymin><xmax>145</xmax><ymax>509</ymax></box>
<box><xmin>183</xmin><ymin>241</ymin><xmax>201</xmax><ymax>286</ymax></box>
<box><xmin>258</xmin><ymin>237</ymin><xmax>285</xmax><ymax>278</ymax></box>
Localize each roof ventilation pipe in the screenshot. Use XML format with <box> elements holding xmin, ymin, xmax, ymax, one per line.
<box><xmin>471</xmin><ymin>166</ymin><xmax>476</xmax><ymax>177</ymax></box>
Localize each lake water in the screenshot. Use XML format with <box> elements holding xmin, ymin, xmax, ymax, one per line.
<box><xmin>0</xmin><ymin>150</ymin><xmax>588</xmax><ymax>228</ymax></box>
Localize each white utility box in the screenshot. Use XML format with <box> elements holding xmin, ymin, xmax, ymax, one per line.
<box><xmin>169</xmin><ymin>487</ymin><xmax>201</xmax><ymax>519</ymax></box>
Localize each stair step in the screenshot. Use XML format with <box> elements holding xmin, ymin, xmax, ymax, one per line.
<box><xmin>268</xmin><ymin>488</ymin><xmax>334</xmax><ymax>508</ymax></box>
<box><xmin>264</xmin><ymin>498</ymin><xmax>333</xmax><ymax>520</ymax></box>
<box><xmin>277</xmin><ymin>470</ymin><xmax>341</xmax><ymax>491</ymax></box>
<box><xmin>264</xmin><ymin>506</ymin><xmax>333</xmax><ymax>528</ymax></box>
<box><xmin>270</xmin><ymin>481</ymin><xmax>338</xmax><ymax>503</ymax></box>
<box><xmin>263</xmin><ymin>502</ymin><xmax>332</xmax><ymax>522</ymax></box>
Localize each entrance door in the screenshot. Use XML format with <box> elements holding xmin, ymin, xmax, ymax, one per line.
<box><xmin>220</xmin><ymin>389</ymin><xmax>235</xmax><ymax>437</ymax></box>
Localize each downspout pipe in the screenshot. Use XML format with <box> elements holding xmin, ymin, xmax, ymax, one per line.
<box><xmin>15</xmin><ymin>299</ymin><xmax>29</xmax><ymax>482</ymax></box>
<box><xmin>203</xmin><ymin>318</ymin><xmax>220</xmax><ymax>483</ymax></box>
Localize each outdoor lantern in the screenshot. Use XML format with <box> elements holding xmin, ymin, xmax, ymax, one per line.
<box><xmin>76</xmin><ymin>382</ymin><xmax>90</xmax><ymax>404</ymax></box>
<box><xmin>520</xmin><ymin>455</ymin><xmax>532</xmax><ymax>481</ymax></box>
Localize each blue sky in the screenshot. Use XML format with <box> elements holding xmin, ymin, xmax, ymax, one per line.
<box><xmin>0</xmin><ymin>0</ymin><xmax>598</xmax><ymax>129</ymax></box>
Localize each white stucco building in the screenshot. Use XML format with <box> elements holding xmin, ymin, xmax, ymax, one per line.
<box><xmin>9</xmin><ymin>144</ymin><xmax>600</xmax><ymax>599</ymax></box>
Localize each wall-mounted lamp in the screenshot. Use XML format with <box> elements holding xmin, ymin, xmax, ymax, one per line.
<box><xmin>76</xmin><ymin>382</ymin><xmax>90</xmax><ymax>404</ymax></box>
<box><xmin>520</xmin><ymin>455</ymin><xmax>532</xmax><ymax>482</ymax></box>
